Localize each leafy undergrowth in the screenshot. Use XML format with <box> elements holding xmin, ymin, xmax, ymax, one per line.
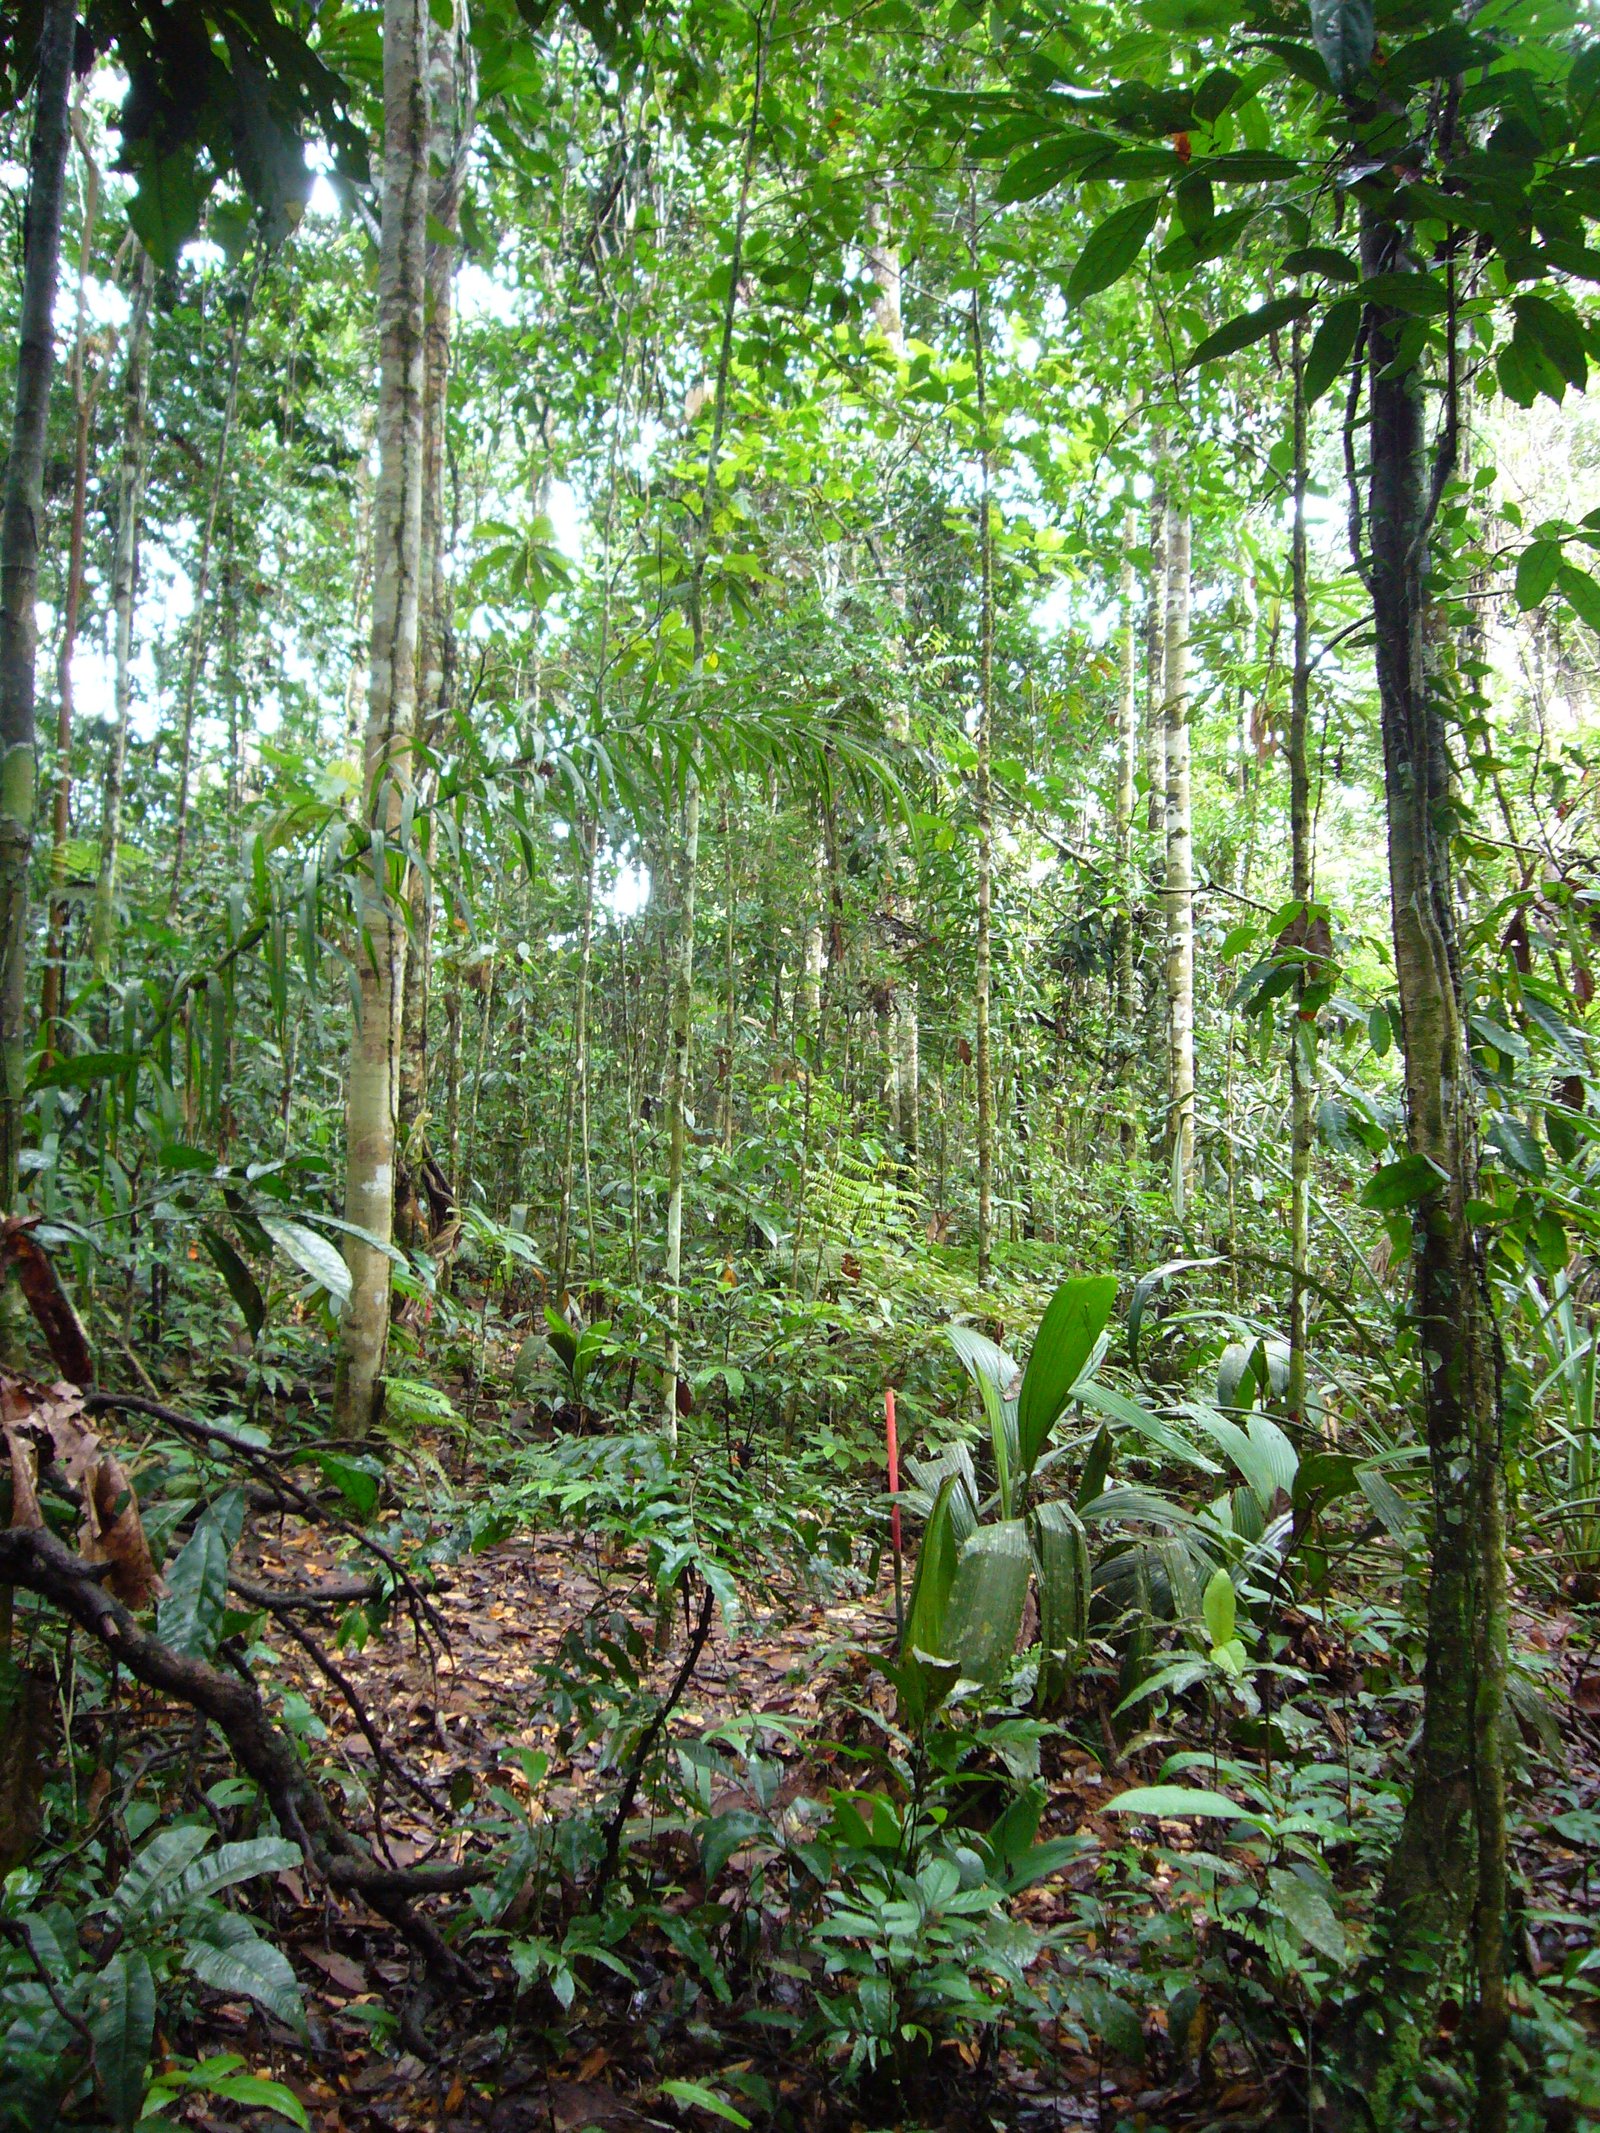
<box><xmin>79</xmin><ymin>1469</ymin><xmax>1600</xmax><ymax>2133</ymax></box>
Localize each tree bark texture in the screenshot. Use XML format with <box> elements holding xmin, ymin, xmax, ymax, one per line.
<box><xmin>1162</xmin><ymin>499</ymin><xmax>1195</xmax><ymax>1212</ymax></box>
<box><xmin>0</xmin><ymin>0</ymin><xmax>74</xmax><ymax>1215</ymax></box>
<box><xmin>90</xmin><ymin>246</ymin><xmax>155</xmax><ymax>980</ymax></box>
<box><xmin>335</xmin><ymin>0</ymin><xmax>429</xmax><ymax>1436</ymax></box>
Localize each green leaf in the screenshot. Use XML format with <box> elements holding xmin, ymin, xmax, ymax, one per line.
<box><xmin>1202</xmin><ymin>1567</ymin><xmax>1236</xmax><ymax>1650</ymax></box>
<box><xmin>902</xmin><ymin>1476</ymin><xmax>961</xmax><ymax>1686</ymax></box>
<box><xmin>1282</xmin><ymin>245</ymin><xmax>1359</xmax><ymax>281</ymax></box>
<box><xmin>1303</xmin><ymin>300</ymin><xmax>1361</xmax><ymax>405</ymax></box>
<box><xmin>1189</xmin><ymin>295</ymin><xmax>1312</xmax><ymax>366</ymax></box>
<box><xmin>1033</xmin><ymin>1500</ymin><xmax>1091</xmax><ymax>1663</ymax></box>
<box><xmin>158</xmin><ymin>1523</ymin><xmax>230</xmax><ymax>1660</ymax></box>
<box><xmin>141</xmin><ymin>1836</ymin><xmax>300</xmax><ymax>1928</ymax></box>
<box><xmin>106</xmin><ymin>1827</ymin><xmax>213</xmax><ymax>1926</ymax></box>
<box><xmin>1487</xmin><ymin>1111</ymin><xmax>1546</xmax><ymax>1180</ymax></box>
<box><xmin>199</xmin><ymin>2075</ymin><xmax>310</xmax><ymax>2131</ymax></box>
<box><xmin>87</xmin><ymin>1949</ymin><xmax>156</xmax><ymax>2133</ymax></box>
<box><xmin>183</xmin><ymin>1912</ymin><xmax>306</xmax><ymax>2035</ymax></box>
<box><xmin>200</xmin><ymin>1225</ymin><xmax>266</xmax><ymax>1341</ymax></box>
<box><xmin>126</xmin><ymin>153</ymin><xmax>205</xmax><ymax>270</ymax></box>
<box><xmin>1367</xmin><ymin>1001</ymin><xmax>1392</xmax><ymax>1056</ymax></box>
<box><xmin>1193</xmin><ymin>67</ymin><xmax>1243</xmax><ymax>124</ymax></box>
<box><xmin>1516</xmin><ymin>539</ymin><xmax>1564</xmax><ymax>610</ymax></box>
<box><xmin>312</xmin><ymin>1450</ymin><xmax>381</xmax><ymax>1520</ymax></box>
<box><xmin>939</xmin><ymin>1520</ymin><xmax>1032</xmax><ymax>1683</ymax></box>
<box><xmin>1555</xmin><ymin>560</ymin><xmax>1600</xmax><ymax>634</ymax></box>
<box><xmin>258</xmin><ymin>1215</ymin><xmax>351</xmax><ymax>1309</ymax></box>
<box><xmin>1268</xmin><ymin>1865</ymin><xmax>1347</xmax><ymax>1960</ymax></box>
<box><xmin>1308</xmin><ymin>0</ymin><xmax>1375</xmax><ymax>90</ymax></box>
<box><xmin>1065</xmin><ymin>196</ymin><xmax>1163</xmax><ymax>307</ymax></box>
<box><xmin>30</xmin><ymin>1049</ymin><xmax>138</xmax><ymax>1092</ymax></box>
<box><xmin>1360</xmin><ymin>1152</ymin><xmax>1447</xmax><ymax>1210</ymax></box>
<box><xmin>1016</xmin><ymin>1274</ymin><xmax>1119</xmax><ymax>1478</ymax></box>
<box><xmin>1106</xmin><ymin>1785</ymin><xmax>1259</xmax><ymax>1823</ymax></box>
<box><xmin>658</xmin><ymin>2080</ymin><xmax>751</xmax><ymax>2128</ymax></box>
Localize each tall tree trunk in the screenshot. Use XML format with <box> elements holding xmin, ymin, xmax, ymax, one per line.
<box><xmin>1162</xmin><ymin>497</ymin><xmax>1195</xmax><ymax>1215</ymax></box>
<box><xmin>1287</xmin><ymin>324</ymin><xmax>1315</xmax><ymax>1425</ymax></box>
<box><xmin>334</xmin><ymin>0</ymin><xmax>429</xmax><ymax>1437</ymax></box>
<box><xmin>555</xmin><ymin>813</ymin><xmax>597</xmax><ymax>1300</ymax></box>
<box><xmin>661</xmin><ymin>0</ymin><xmax>767</xmax><ymax>1444</ymax></box>
<box><xmin>970</xmin><ymin>208</ymin><xmax>994</xmax><ymax>1289</ymax></box>
<box><xmin>1144</xmin><ymin>486</ymin><xmax>1167</xmax><ymax>835</ymax></box>
<box><xmin>168</xmin><ymin>268</ymin><xmax>256</xmax><ymax>907</ymax></box>
<box><xmin>41</xmin><ymin>101</ymin><xmax>99</xmax><ymax>1059</ymax></box>
<box><xmin>0</xmin><ymin>0</ymin><xmax>73</xmax><ymax>1217</ymax></box>
<box><xmin>1335</xmin><ymin>209</ymin><xmax>1507</xmax><ymax>2133</ymax></box>
<box><xmin>868</xmin><ymin>195</ymin><xmax>919</xmax><ymax>1164</ymax></box>
<box><xmin>89</xmin><ymin>247</ymin><xmax>154</xmax><ymax>980</ymax></box>
<box><xmin>396</xmin><ymin>3</ymin><xmax>472</xmax><ymax>1248</ymax></box>
<box><xmin>1114</xmin><ymin>505</ymin><xmax>1138</xmax><ymax>1158</ymax></box>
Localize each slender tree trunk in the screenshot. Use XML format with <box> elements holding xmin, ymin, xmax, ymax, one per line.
<box><xmin>661</xmin><ymin>0</ymin><xmax>767</xmax><ymax>1444</ymax></box>
<box><xmin>1334</xmin><ymin>210</ymin><xmax>1507</xmax><ymax>2133</ymax></box>
<box><xmin>334</xmin><ymin>0</ymin><xmax>429</xmax><ymax>1437</ymax></box>
<box><xmin>970</xmin><ymin>207</ymin><xmax>994</xmax><ymax>1288</ymax></box>
<box><xmin>168</xmin><ymin>269</ymin><xmax>257</xmax><ymax>908</ymax></box>
<box><xmin>555</xmin><ymin>813</ymin><xmax>597</xmax><ymax>1300</ymax></box>
<box><xmin>1144</xmin><ymin>485</ymin><xmax>1167</xmax><ymax>836</ymax></box>
<box><xmin>868</xmin><ymin>196</ymin><xmax>919</xmax><ymax>1164</ymax></box>
<box><xmin>396</xmin><ymin>3</ymin><xmax>472</xmax><ymax>1248</ymax></box>
<box><xmin>41</xmin><ymin>104</ymin><xmax>100</xmax><ymax>1059</ymax></box>
<box><xmin>1287</xmin><ymin>325</ymin><xmax>1315</xmax><ymax>1425</ymax></box>
<box><xmin>0</xmin><ymin>0</ymin><xmax>73</xmax><ymax>1216</ymax></box>
<box><xmin>1114</xmin><ymin>505</ymin><xmax>1138</xmax><ymax>1158</ymax></box>
<box><xmin>89</xmin><ymin>247</ymin><xmax>154</xmax><ymax>980</ymax></box>
<box><xmin>1162</xmin><ymin>497</ymin><xmax>1195</xmax><ymax>1214</ymax></box>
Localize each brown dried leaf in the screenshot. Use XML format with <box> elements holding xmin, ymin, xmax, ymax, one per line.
<box><xmin>0</xmin><ymin>1221</ymin><xmax>93</xmax><ymax>1387</ymax></box>
<box><xmin>84</xmin><ymin>1449</ymin><xmax>161</xmax><ymax>1607</ymax></box>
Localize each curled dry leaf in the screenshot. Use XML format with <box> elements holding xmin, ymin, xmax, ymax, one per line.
<box><xmin>0</xmin><ymin>1374</ymin><xmax>161</xmax><ymax>1607</ymax></box>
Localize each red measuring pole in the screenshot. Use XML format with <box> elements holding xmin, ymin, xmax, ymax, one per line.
<box><xmin>885</xmin><ymin>1386</ymin><xmax>904</xmax><ymax>1634</ymax></box>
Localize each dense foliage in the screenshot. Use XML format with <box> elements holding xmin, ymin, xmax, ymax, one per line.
<box><xmin>2</xmin><ymin>0</ymin><xmax>1600</xmax><ymax>2127</ymax></box>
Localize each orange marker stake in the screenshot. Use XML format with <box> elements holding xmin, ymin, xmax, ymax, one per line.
<box><xmin>885</xmin><ymin>1386</ymin><xmax>904</xmax><ymax>1637</ymax></box>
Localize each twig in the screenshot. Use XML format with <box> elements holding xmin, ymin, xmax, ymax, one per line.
<box><xmin>595</xmin><ymin>1576</ymin><xmax>717</xmax><ymax>1893</ymax></box>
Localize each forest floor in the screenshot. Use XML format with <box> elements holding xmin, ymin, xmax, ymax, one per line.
<box><xmin>168</xmin><ymin>1496</ymin><xmax>1600</xmax><ymax>2133</ymax></box>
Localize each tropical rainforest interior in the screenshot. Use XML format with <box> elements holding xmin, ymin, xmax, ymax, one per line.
<box><xmin>1</xmin><ymin>0</ymin><xmax>1599</xmax><ymax>2127</ymax></box>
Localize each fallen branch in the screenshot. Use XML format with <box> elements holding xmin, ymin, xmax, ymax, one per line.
<box><xmin>0</xmin><ymin>1525</ymin><xmax>490</xmax><ymax>1970</ymax></box>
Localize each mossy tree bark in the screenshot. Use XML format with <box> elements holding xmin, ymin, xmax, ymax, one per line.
<box><xmin>1287</xmin><ymin>324</ymin><xmax>1315</xmax><ymax>1427</ymax></box>
<box><xmin>1334</xmin><ymin>207</ymin><xmax>1508</xmax><ymax>2133</ymax></box>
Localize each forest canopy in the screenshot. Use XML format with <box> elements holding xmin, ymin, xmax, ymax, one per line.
<box><xmin>1</xmin><ymin>0</ymin><xmax>1599</xmax><ymax>2128</ymax></box>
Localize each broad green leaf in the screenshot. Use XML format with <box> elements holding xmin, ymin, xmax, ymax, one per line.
<box><xmin>105</xmin><ymin>1827</ymin><xmax>212</xmax><ymax>1926</ymax></box>
<box><xmin>1515</xmin><ymin>539</ymin><xmax>1563</xmax><ymax>610</ymax></box>
<box><xmin>183</xmin><ymin>1911</ymin><xmax>306</xmax><ymax>2034</ymax></box>
<box><xmin>200</xmin><ymin>1225</ymin><xmax>266</xmax><ymax>1340</ymax></box>
<box><xmin>1360</xmin><ymin>1152</ymin><xmax>1447</xmax><ymax>1210</ymax></box>
<box><xmin>1189</xmin><ymin>295</ymin><xmax>1312</xmax><ymax>367</ymax></box>
<box><xmin>1202</xmin><ymin>1567</ymin><xmax>1235</xmax><ymax>1649</ymax></box>
<box><xmin>312</xmin><ymin>1450</ymin><xmax>381</xmax><ymax>1520</ymax></box>
<box><xmin>1556</xmin><ymin>560</ymin><xmax>1600</xmax><ymax>634</ymax></box>
<box><xmin>939</xmin><ymin>1520</ymin><xmax>1031</xmax><ymax>1683</ymax></box>
<box><xmin>1106</xmin><ymin>1785</ymin><xmax>1259</xmax><ymax>1822</ymax></box>
<box><xmin>658</xmin><ymin>2081</ymin><xmax>751</xmax><ymax>2128</ymax></box>
<box><xmin>1488</xmin><ymin>1111</ymin><xmax>1546</xmax><ymax>1180</ymax></box>
<box><xmin>158</xmin><ymin>1523</ymin><xmax>229</xmax><ymax>1660</ymax></box>
<box><xmin>143</xmin><ymin>1837</ymin><xmax>301</xmax><ymax>1926</ymax></box>
<box><xmin>1268</xmin><ymin>1865</ymin><xmax>1347</xmax><ymax>1960</ymax></box>
<box><xmin>1065</xmin><ymin>196</ymin><xmax>1162</xmax><ymax>307</ymax></box>
<box><xmin>1017</xmin><ymin>1274</ymin><xmax>1119</xmax><ymax>1477</ymax></box>
<box><xmin>1367</xmin><ymin>1001</ymin><xmax>1392</xmax><ymax>1056</ymax></box>
<box><xmin>1309</xmin><ymin>0</ymin><xmax>1375</xmax><ymax>90</ymax></box>
<box><xmin>1303</xmin><ymin>300</ymin><xmax>1360</xmax><ymax>405</ymax></box>
<box><xmin>258</xmin><ymin>1215</ymin><xmax>351</xmax><ymax>1309</ymax></box>
<box><xmin>87</xmin><ymin>1949</ymin><xmax>155</xmax><ymax>2133</ymax></box>
<box><xmin>902</xmin><ymin>1476</ymin><xmax>961</xmax><ymax>1679</ymax></box>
